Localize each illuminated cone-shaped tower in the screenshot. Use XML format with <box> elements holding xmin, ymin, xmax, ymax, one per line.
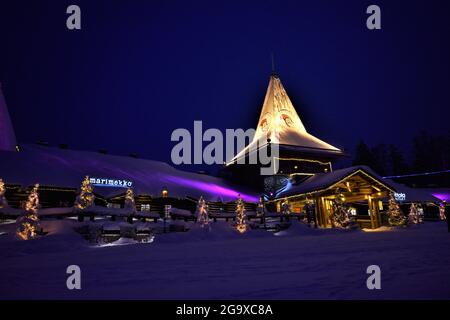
<box><xmin>224</xmin><ymin>74</ymin><xmax>344</xmax><ymax>194</ymax></box>
<box><xmin>0</xmin><ymin>83</ymin><xmax>17</xmax><ymax>152</ymax></box>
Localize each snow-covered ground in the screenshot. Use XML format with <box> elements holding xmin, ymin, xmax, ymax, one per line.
<box><xmin>0</xmin><ymin>219</ymin><xmax>449</xmax><ymax>300</ymax></box>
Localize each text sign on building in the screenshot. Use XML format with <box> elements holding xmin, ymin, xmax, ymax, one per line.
<box><xmin>90</xmin><ymin>177</ymin><xmax>133</xmax><ymax>188</ymax></box>
<box><xmin>394</xmin><ymin>192</ymin><xmax>406</xmax><ymax>201</ymax></box>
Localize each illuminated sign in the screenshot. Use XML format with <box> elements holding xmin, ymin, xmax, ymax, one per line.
<box><xmin>394</xmin><ymin>193</ymin><xmax>406</xmax><ymax>201</ymax></box>
<box><xmin>90</xmin><ymin>177</ymin><xmax>133</xmax><ymax>188</ymax></box>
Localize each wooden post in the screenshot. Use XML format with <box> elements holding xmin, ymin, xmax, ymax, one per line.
<box><xmin>314</xmin><ymin>196</ymin><xmax>321</xmax><ymax>227</ymax></box>
<box><xmin>368</xmin><ymin>197</ymin><xmax>375</xmax><ymax>229</ymax></box>
<box><xmin>377</xmin><ymin>200</ymin><xmax>382</xmax><ymax>227</ymax></box>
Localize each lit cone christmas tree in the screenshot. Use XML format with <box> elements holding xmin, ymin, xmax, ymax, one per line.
<box><xmin>124</xmin><ymin>188</ymin><xmax>136</xmax><ymax>214</ymax></box>
<box><xmin>16</xmin><ymin>183</ymin><xmax>41</xmax><ymax>240</ymax></box>
<box><xmin>0</xmin><ymin>178</ymin><xmax>8</xmax><ymax>209</ymax></box>
<box><xmin>74</xmin><ymin>176</ymin><xmax>95</xmax><ymax>211</ymax></box>
<box><xmin>196</xmin><ymin>196</ymin><xmax>209</xmax><ymax>227</ymax></box>
<box><xmin>235</xmin><ymin>194</ymin><xmax>247</xmax><ymax>233</ymax></box>
<box><xmin>408</xmin><ymin>203</ymin><xmax>419</xmax><ymax>224</ymax></box>
<box><xmin>439</xmin><ymin>203</ymin><xmax>446</xmax><ymax>220</ymax></box>
<box><xmin>387</xmin><ymin>193</ymin><xmax>406</xmax><ymax>226</ymax></box>
<box><xmin>417</xmin><ymin>204</ymin><xmax>424</xmax><ymax>223</ymax></box>
<box><xmin>329</xmin><ymin>193</ymin><xmax>353</xmax><ymax>229</ymax></box>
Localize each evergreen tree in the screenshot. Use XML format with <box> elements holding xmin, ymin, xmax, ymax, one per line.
<box><xmin>387</xmin><ymin>193</ymin><xmax>406</xmax><ymax>226</ymax></box>
<box><xmin>408</xmin><ymin>203</ymin><xmax>419</xmax><ymax>224</ymax></box>
<box><xmin>235</xmin><ymin>194</ymin><xmax>247</xmax><ymax>233</ymax></box>
<box><xmin>352</xmin><ymin>140</ymin><xmax>374</xmax><ymax>168</ymax></box>
<box><xmin>413</xmin><ymin>131</ymin><xmax>450</xmax><ymax>172</ymax></box>
<box><xmin>388</xmin><ymin>144</ymin><xmax>409</xmax><ymax>175</ymax></box>
<box><xmin>329</xmin><ymin>194</ymin><xmax>353</xmax><ymax>229</ymax></box>
<box><xmin>124</xmin><ymin>188</ymin><xmax>136</xmax><ymax>214</ymax></box>
<box><xmin>0</xmin><ymin>178</ymin><xmax>8</xmax><ymax>208</ymax></box>
<box><xmin>440</xmin><ymin>202</ymin><xmax>447</xmax><ymax>220</ymax></box>
<box><xmin>196</xmin><ymin>196</ymin><xmax>209</xmax><ymax>227</ymax></box>
<box><xmin>16</xmin><ymin>183</ymin><xmax>41</xmax><ymax>240</ymax></box>
<box><xmin>74</xmin><ymin>176</ymin><xmax>95</xmax><ymax>211</ymax></box>
<box><xmin>417</xmin><ymin>203</ymin><xmax>424</xmax><ymax>223</ymax></box>
<box><xmin>371</xmin><ymin>144</ymin><xmax>389</xmax><ymax>176</ymax></box>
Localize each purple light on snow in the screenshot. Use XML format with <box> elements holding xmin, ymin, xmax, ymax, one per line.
<box><xmin>165</xmin><ymin>175</ymin><xmax>259</xmax><ymax>202</ymax></box>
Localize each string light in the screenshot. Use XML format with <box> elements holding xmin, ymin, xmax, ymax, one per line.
<box><xmin>16</xmin><ymin>183</ymin><xmax>40</xmax><ymax>240</ymax></box>
<box><xmin>235</xmin><ymin>194</ymin><xmax>247</xmax><ymax>233</ymax></box>
<box><xmin>196</xmin><ymin>196</ymin><xmax>209</xmax><ymax>227</ymax></box>
<box><xmin>74</xmin><ymin>176</ymin><xmax>95</xmax><ymax>211</ymax></box>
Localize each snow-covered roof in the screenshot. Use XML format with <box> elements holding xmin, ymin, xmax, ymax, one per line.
<box><xmin>0</xmin><ymin>144</ymin><xmax>259</xmax><ymax>202</ymax></box>
<box><xmin>381</xmin><ymin>179</ymin><xmax>441</xmax><ymax>202</ymax></box>
<box><xmin>277</xmin><ymin>165</ymin><xmax>394</xmax><ymax>198</ymax></box>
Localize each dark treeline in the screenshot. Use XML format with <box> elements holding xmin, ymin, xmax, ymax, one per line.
<box><xmin>352</xmin><ymin>131</ymin><xmax>450</xmax><ymax>176</ymax></box>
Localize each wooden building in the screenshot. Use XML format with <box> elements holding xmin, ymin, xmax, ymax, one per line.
<box><xmin>273</xmin><ymin>166</ymin><xmax>395</xmax><ymax>229</ymax></box>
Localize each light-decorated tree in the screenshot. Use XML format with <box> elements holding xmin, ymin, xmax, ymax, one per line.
<box><xmin>387</xmin><ymin>192</ymin><xmax>406</xmax><ymax>226</ymax></box>
<box><xmin>74</xmin><ymin>176</ymin><xmax>95</xmax><ymax>211</ymax></box>
<box><xmin>235</xmin><ymin>194</ymin><xmax>247</xmax><ymax>233</ymax></box>
<box><xmin>16</xmin><ymin>183</ymin><xmax>41</xmax><ymax>240</ymax></box>
<box><xmin>0</xmin><ymin>178</ymin><xmax>8</xmax><ymax>209</ymax></box>
<box><xmin>196</xmin><ymin>196</ymin><xmax>209</xmax><ymax>227</ymax></box>
<box><xmin>408</xmin><ymin>203</ymin><xmax>419</xmax><ymax>224</ymax></box>
<box><xmin>440</xmin><ymin>202</ymin><xmax>447</xmax><ymax>220</ymax></box>
<box><xmin>124</xmin><ymin>188</ymin><xmax>136</xmax><ymax>214</ymax></box>
<box><xmin>329</xmin><ymin>193</ymin><xmax>352</xmax><ymax>229</ymax></box>
<box><xmin>417</xmin><ymin>204</ymin><xmax>424</xmax><ymax>223</ymax></box>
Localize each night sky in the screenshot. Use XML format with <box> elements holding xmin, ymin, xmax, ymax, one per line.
<box><xmin>1</xmin><ymin>0</ymin><xmax>449</xmax><ymax>171</ymax></box>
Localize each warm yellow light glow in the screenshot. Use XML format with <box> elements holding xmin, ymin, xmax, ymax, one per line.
<box><xmin>236</xmin><ymin>224</ymin><xmax>247</xmax><ymax>233</ymax></box>
<box><xmin>269</xmin><ymin>169</ymin><xmax>394</xmax><ymax>203</ymax></box>
<box><xmin>17</xmin><ymin>222</ymin><xmax>37</xmax><ymax>240</ymax></box>
<box><xmin>275</xmin><ymin>157</ymin><xmax>331</xmax><ymax>166</ymax></box>
<box><xmin>16</xmin><ymin>183</ymin><xmax>40</xmax><ymax>240</ymax></box>
<box><xmin>74</xmin><ymin>176</ymin><xmax>94</xmax><ymax>210</ymax></box>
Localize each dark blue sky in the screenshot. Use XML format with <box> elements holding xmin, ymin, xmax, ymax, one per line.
<box><xmin>1</xmin><ymin>0</ymin><xmax>449</xmax><ymax>168</ymax></box>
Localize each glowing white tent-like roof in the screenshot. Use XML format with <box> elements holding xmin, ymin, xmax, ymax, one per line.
<box><xmin>229</xmin><ymin>74</ymin><xmax>341</xmax><ymax>163</ymax></box>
